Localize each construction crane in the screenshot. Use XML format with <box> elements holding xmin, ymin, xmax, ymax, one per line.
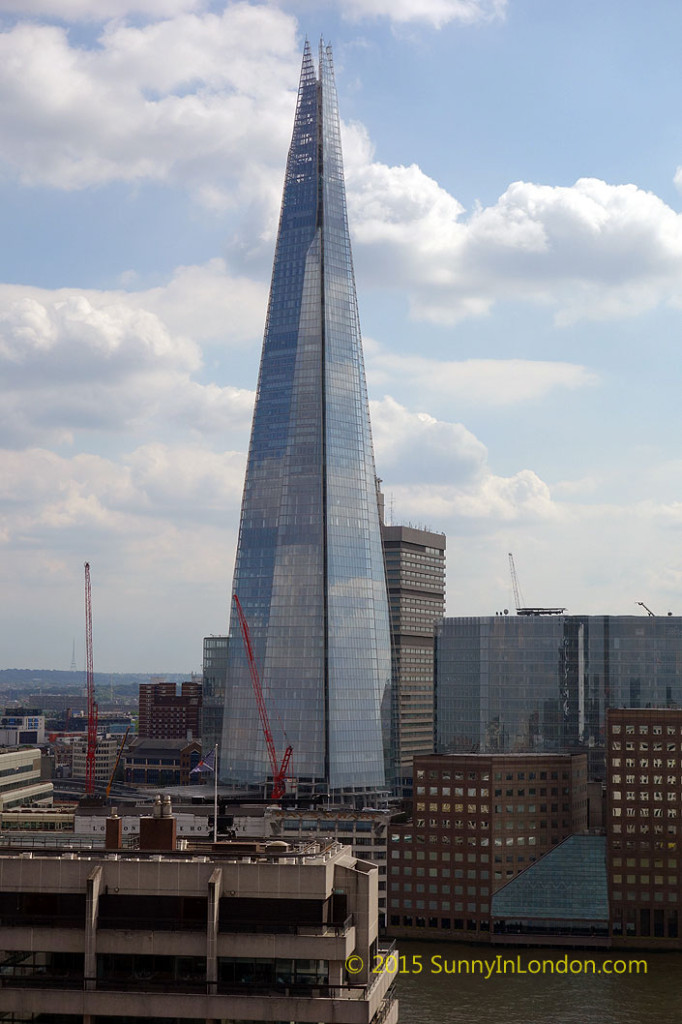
<box><xmin>84</xmin><ymin>562</ymin><xmax>99</xmax><ymax>797</ymax></box>
<box><xmin>106</xmin><ymin>725</ymin><xmax>131</xmax><ymax>800</ymax></box>
<box><xmin>507</xmin><ymin>552</ymin><xmax>565</xmax><ymax>617</ymax></box>
<box><xmin>508</xmin><ymin>552</ymin><xmax>524</xmax><ymax>612</ymax></box>
<box><xmin>232</xmin><ymin>594</ymin><xmax>293</xmax><ymax>800</ymax></box>
<box><xmin>636</xmin><ymin>601</ymin><xmax>655</xmax><ymax>617</ymax></box>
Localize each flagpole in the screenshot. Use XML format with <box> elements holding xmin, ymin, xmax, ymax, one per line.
<box><xmin>213</xmin><ymin>743</ymin><xmax>218</xmax><ymax>844</ymax></box>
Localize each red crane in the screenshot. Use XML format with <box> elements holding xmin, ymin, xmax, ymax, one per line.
<box><xmin>232</xmin><ymin>594</ymin><xmax>292</xmax><ymax>800</ymax></box>
<box><xmin>84</xmin><ymin>562</ymin><xmax>99</xmax><ymax>796</ymax></box>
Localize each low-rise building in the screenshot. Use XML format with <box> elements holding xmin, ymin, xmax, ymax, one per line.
<box><xmin>0</xmin><ymin>837</ymin><xmax>397</xmax><ymax>1024</ymax></box>
<box><xmin>123</xmin><ymin>737</ymin><xmax>201</xmax><ymax>786</ymax></box>
<box><xmin>265</xmin><ymin>807</ymin><xmax>392</xmax><ymax>925</ymax></box>
<box><xmin>0</xmin><ymin>708</ymin><xmax>45</xmax><ymax>746</ymax></box>
<box><xmin>0</xmin><ymin>747</ymin><xmax>53</xmax><ymax>810</ymax></box>
<box><xmin>71</xmin><ymin>733</ymin><xmax>121</xmax><ymax>786</ymax></box>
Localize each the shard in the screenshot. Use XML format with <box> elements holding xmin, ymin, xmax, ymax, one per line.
<box><xmin>220</xmin><ymin>40</ymin><xmax>391</xmax><ymax>795</ymax></box>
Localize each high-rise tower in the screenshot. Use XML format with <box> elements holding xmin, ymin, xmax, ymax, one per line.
<box><xmin>220</xmin><ymin>41</ymin><xmax>391</xmax><ymax>796</ymax></box>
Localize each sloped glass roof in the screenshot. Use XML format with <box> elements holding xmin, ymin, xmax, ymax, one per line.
<box><xmin>492</xmin><ymin>835</ymin><xmax>608</xmax><ymax>922</ymax></box>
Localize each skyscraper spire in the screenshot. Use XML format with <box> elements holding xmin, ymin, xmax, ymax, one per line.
<box><xmin>221</xmin><ymin>41</ymin><xmax>391</xmax><ymax>797</ymax></box>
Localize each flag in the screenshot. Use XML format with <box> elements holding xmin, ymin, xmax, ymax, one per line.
<box><xmin>190</xmin><ymin>749</ymin><xmax>215</xmax><ymax>774</ymax></box>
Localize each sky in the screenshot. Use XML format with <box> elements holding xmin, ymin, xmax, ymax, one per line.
<box><xmin>3</xmin><ymin>0</ymin><xmax>682</xmax><ymax>673</ymax></box>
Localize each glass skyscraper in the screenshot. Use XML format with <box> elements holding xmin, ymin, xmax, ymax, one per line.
<box><xmin>436</xmin><ymin>614</ymin><xmax>682</xmax><ymax>778</ymax></box>
<box><xmin>220</xmin><ymin>41</ymin><xmax>391</xmax><ymax>795</ymax></box>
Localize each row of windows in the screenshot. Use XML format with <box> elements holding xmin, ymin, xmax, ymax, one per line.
<box><xmin>611</xmin><ymin>758</ymin><xmax>681</xmax><ymax>769</ymax></box>
<box><xmin>612</xmin><ymin>724</ymin><xmax>681</xmax><ymax>735</ymax></box>
<box><xmin>390</xmin><ymin>899</ymin><xmax>488</xmax><ymax>914</ymax></box>
<box><xmin>611</xmin><ymin>741</ymin><xmax>681</xmax><ymax>751</ymax></box>
<box><xmin>390</xmin><ymin>915</ymin><xmax>487</xmax><ymax>931</ymax></box>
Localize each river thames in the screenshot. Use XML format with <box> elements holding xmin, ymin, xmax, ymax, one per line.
<box><xmin>393</xmin><ymin>941</ymin><xmax>682</xmax><ymax>1023</ymax></box>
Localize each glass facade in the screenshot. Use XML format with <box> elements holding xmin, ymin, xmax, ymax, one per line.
<box><xmin>436</xmin><ymin>615</ymin><xmax>682</xmax><ymax>778</ymax></box>
<box><xmin>220</xmin><ymin>42</ymin><xmax>391</xmax><ymax>791</ymax></box>
<box><xmin>491</xmin><ymin>834</ymin><xmax>609</xmax><ymax>933</ymax></box>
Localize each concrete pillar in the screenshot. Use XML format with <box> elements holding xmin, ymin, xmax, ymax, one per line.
<box><xmin>85</xmin><ymin>865</ymin><xmax>103</xmax><ymax>991</ymax></box>
<box><xmin>207</xmin><ymin>867</ymin><xmax>222</xmax><ymax>994</ymax></box>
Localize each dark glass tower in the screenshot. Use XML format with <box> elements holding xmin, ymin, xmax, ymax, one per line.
<box><xmin>220</xmin><ymin>41</ymin><xmax>391</xmax><ymax>794</ymax></box>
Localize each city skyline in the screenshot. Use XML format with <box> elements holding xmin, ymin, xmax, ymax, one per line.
<box><xmin>3</xmin><ymin>1</ymin><xmax>682</xmax><ymax>671</ymax></box>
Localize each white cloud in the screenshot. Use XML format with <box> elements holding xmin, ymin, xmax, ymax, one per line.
<box><xmin>366</xmin><ymin>346</ymin><xmax>597</xmax><ymax>406</ymax></box>
<box><xmin>0</xmin><ymin>259</ymin><xmax>267</xmax><ymax>348</ymax></box>
<box><xmin>372</xmin><ymin>396</ymin><xmax>557</xmax><ymax>523</ymax></box>
<box><xmin>0</xmin><ymin>8</ymin><xmax>299</xmax><ymax>206</ymax></box>
<box><xmin>0</xmin><ymin>283</ymin><xmax>255</xmax><ymax>446</ymax></box>
<box><xmin>336</xmin><ymin>0</ymin><xmax>506</xmax><ymax>28</ymax></box>
<box><xmin>0</xmin><ymin>0</ymin><xmax>204</xmax><ymax>17</ymax></box>
<box><xmin>345</xmin><ymin>150</ymin><xmax>682</xmax><ymax>324</ymax></box>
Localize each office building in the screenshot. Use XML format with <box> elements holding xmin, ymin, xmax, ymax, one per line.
<box><xmin>71</xmin><ymin>733</ymin><xmax>120</xmax><ymax>787</ymax></box>
<box><xmin>606</xmin><ymin>707</ymin><xmax>682</xmax><ymax>947</ymax></box>
<box><xmin>436</xmin><ymin>614</ymin><xmax>682</xmax><ymax>778</ymax></box>
<box><xmin>387</xmin><ymin>752</ymin><xmax>587</xmax><ymax>941</ymax></box>
<box><xmin>381</xmin><ymin>522</ymin><xmax>445</xmax><ymax>790</ymax></box>
<box><xmin>0</xmin><ymin>837</ymin><xmax>397</xmax><ymax>1023</ymax></box>
<box><xmin>201</xmin><ymin>635</ymin><xmax>228</xmax><ymax>756</ymax></box>
<box><xmin>138</xmin><ymin>680</ymin><xmax>202</xmax><ymax>740</ymax></box>
<box><xmin>123</xmin><ymin>737</ymin><xmax>201</xmax><ymax>786</ymax></box>
<box><xmin>266</xmin><ymin>806</ymin><xmax>393</xmax><ymax>926</ymax></box>
<box><xmin>0</xmin><ymin>708</ymin><xmax>45</xmax><ymax>746</ymax></box>
<box><xmin>221</xmin><ymin>42</ymin><xmax>391</xmax><ymax>798</ymax></box>
<box><xmin>0</xmin><ymin>747</ymin><xmax>53</xmax><ymax>810</ymax></box>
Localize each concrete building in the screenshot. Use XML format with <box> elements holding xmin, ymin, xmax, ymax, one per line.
<box><xmin>0</xmin><ymin>837</ymin><xmax>397</xmax><ymax>1023</ymax></box>
<box><xmin>381</xmin><ymin>522</ymin><xmax>445</xmax><ymax>793</ymax></box>
<box><xmin>265</xmin><ymin>807</ymin><xmax>393</xmax><ymax>927</ymax></box>
<box><xmin>71</xmin><ymin>733</ymin><xmax>120</xmax><ymax>787</ymax></box>
<box><xmin>138</xmin><ymin>680</ymin><xmax>202</xmax><ymax>741</ymax></box>
<box><xmin>0</xmin><ymin>747</ymin><xmax>53</xmax><ymax>810</ymax></box>
<box><xmin>0</xmin><ymin>708</ymin><xmax>45</xmax><ymax>746</ymax></box>
<box><xmin>387</xmin><ymin>752</ymin><xmax>587</xmax><ymax>941</ymax></box>
<box><xmin>436</xmin><ymin>613</ymin><xmax>682</xmax><ymax>778</ymax></box>
<box><xmin>606</xmin><ymin>707</ymin><xmax>682</xmax><ymax>947</ymax></box>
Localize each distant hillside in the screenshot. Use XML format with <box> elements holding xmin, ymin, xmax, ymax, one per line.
<box><xmin>0</xmin><ymin>669</ymin><xmax>190</xmax><ymax>690</ymax></box>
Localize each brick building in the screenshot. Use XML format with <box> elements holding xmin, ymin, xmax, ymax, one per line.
<box><xmin>387</xmin><ymin>752</ymin><xmax>587</xmax><ymax>941</ymax></box>
<box><xmin>606</xmin><ymin>707</ymin><xmax>682</xmax><ymax>946</ymax></box>
<box><xmin>138</xmin><ymin>681</ymin><xmax>202</xmax><ymax>740</ymax></box>
<box><xmin>123</xmin><ymin>737</ymin><xmax>201</xmax><ymax>786</ymax></box>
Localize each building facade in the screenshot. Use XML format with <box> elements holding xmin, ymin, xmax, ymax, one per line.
<box><xmin>138</xmin><ymin>681</ymin><xmax>202</xmax><ymax>741</ymax></box>
<box><xmin>201</xmin><ymin>635</ymin><xmax>228</xmax><ymax>756</ymax></box>
<box><xmin>71</xmin><ymin>733</ymin><xmax>120</xmax><ymax>787</ymax></box>
<box><xmin>606</xmin><ymin>707</ymin><xmax>682</xmax><ymax>947</ymax></box>
<box><xmin>436</xmin><ymin>614</ymin><xmax>682</xmax><ymax>778</ymax></box>
<box><xmin>221</xmin><ymin>42</ymin><xmax>391</xmax><ymax>798</ymax></box>
<box><xmin>387</xmin><ymin>752</ymin><xmax>587</xmax><ymax>941</ymax></box>
<box><xmin>0</xmin><ymin>748</ymin><xmax>53</xmax><ymax>810</ymax></box>
<box><xmin>0</xmin><ymin>708</ymin><xmax>45</xmax><ymax>746</ymax></box>
<box><xmin>381</xmin><ymin>523</ymin><xmax>445</xmax><ymax>790</ymax></box>
<box><xmin>0</xmin><ymin>840</ymin><xmax>397</xmax><ymax>1024</ymax></box>
<box><xmin>265</xmin><ymin>807</ymin><xmax>393</xmax><ymax>927</ymax></box>
<box><xmin>123</xmin><ymin>737</ymin><xmax>201</xmax><ymax>787</ymax></box>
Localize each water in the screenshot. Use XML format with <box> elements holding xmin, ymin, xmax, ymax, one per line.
<box><xmin>394</xmin><ymin>941</ymin><xmax>682</xmax><ymax>1023</ymax></box>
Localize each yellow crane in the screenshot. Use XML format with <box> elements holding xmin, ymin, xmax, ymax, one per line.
<box><xmin>106</xmin><ymin>726</ymin><xmax>131</xmax><ymax>800</ymax></box>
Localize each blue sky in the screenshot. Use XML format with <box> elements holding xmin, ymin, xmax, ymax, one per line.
<box><xmin>2</xmin><ymin>0</ymin><xmax>682</xmax><ymax>671</ymax></box>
